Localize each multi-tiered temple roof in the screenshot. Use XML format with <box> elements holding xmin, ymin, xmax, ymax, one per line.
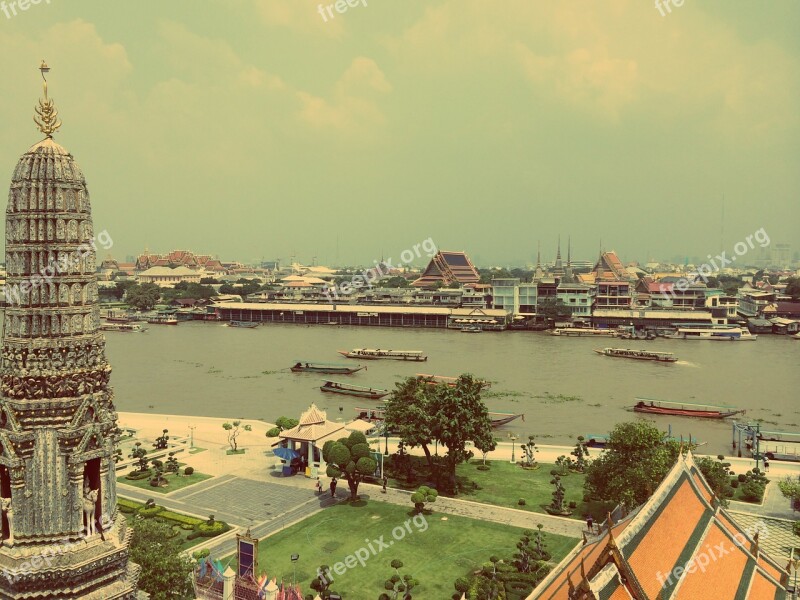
<box><xmin>530</xmin><ymin>452</ymin><xmax>788</xmax><ymax>600</ymax></box>
<box><xmin>412</xmin><ymin>251</ymin><xmax>480</xmax><ymax>288</ymax></box>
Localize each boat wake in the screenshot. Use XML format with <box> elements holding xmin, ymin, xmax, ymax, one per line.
<box><xmin>674</xmin><ymin>361</ymin><xmax>699</xmax><ymax>368</ymax></box>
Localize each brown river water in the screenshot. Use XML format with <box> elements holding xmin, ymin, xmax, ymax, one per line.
<box><xmin>97</xmin><ymin>321</ymin><xmax>800</xmax><ymax>456</ymax></box>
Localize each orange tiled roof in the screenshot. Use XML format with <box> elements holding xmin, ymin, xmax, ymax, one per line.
<box><xmin>529</xmin><ymin>452</ymin><xmax>788</xmax><ymax>600</ymax></box>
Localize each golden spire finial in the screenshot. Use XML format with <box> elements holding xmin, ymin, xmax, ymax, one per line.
<box><xmin>34</xmin><ymin>60</ymin><xmax>62</xmax><ymax>138</ymax></box>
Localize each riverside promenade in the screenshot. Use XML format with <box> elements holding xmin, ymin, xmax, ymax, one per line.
<box><xmin>116</xmin><ymin>412</ymin><xmax>799</xmax><ymax>560</ymax></box>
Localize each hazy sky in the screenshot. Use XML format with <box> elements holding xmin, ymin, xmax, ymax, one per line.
<box><xmin>1</xmin><ymin>1</ymin><xmax>798</xmax><ymax>267</ymax></box>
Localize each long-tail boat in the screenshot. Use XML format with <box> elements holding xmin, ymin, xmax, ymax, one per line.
<box><xmin>415</xmin><ymin>374</ymin><xmax>492</xmax><ymax>388</ymax></box>
<box><xmin>320</xmin><ymin>380</ymin><xmax>388</xmax><ymax>400</ymax></box>
<box><xmin>594</xmin><ymin>348</ymin><xmax>678</xmax><ymax>362</ymax></box>
<box><xmin>291</xmin><ymin>361</ymin><xmax>365</xmax><ymax>374</ymax></box>
<box><xmin>338</xmin><ymin>348</ymin><xmax>427</xmax><ymax>362</ymax></box>
<box><xmin>633</xmin><ymin>398</ymin><xmax>744</xmax><ymax>419</ymax></box>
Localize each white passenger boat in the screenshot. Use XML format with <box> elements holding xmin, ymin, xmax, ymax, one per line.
<box><xmin>550</xmin><ymin>328</ymin><xmax>618</xmax><ymax>337</ymax></box>
<box><xmin>667</xmin><ymin>327</ymin><xmax>757</xmax><ymax>341</ymax></box>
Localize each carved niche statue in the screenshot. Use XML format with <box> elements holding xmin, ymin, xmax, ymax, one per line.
<box><xmin>83</xmin><ymin>479</ymin><xmax>99</xmax><ymax>537</ymax></box>
<box><xmin>1</xmin><ymin>496</ymin><xmax>14</xmax><ymax>545</ymax></box>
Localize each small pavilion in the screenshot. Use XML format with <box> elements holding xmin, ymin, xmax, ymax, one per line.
<box><xmin>276</xmin><ymin>404</ymin><xmax>376</xmax><ymax>478</ymax></box>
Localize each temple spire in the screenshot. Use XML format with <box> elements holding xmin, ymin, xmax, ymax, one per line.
<box><xmin>33</xmin><ymin>60</ymin><xmax>62</xmax><ymax>138</ymax></box>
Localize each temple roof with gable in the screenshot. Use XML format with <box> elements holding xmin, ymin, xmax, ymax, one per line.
<box><xmin>530</xmin><ymin>452</ymin><xmax>789</xmax><ymax>600</ymax></box>
<box><xmin>411</xmin><ymin>251</ymin><xmax>480</xmax><ymax>288</ymax></box>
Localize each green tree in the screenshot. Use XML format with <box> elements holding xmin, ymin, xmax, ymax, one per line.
<box><xmin>380</xmin><ymin>560</ymin><xmax>417</xmax><ymax>600</ymax></box>
<box><xmin>222</xmin><ymin>420</ymin><xmax>252</xmax><ymax>452</ymax></box>
<box><xmin>126</xmin><ymin>283</ymin><xmax>162</xmax><ymax>311</ymax></box>
<box><xmin>584</xmin><ymin>421</ymin><xmax>681</xmax><ymax>508</ymax></box>
<box><xmin>410</xmin><ymin>485</ymin><xmax>438</xmax><ymax>514</ymax></box>
<box><xmin>129</xmin><ymin>518</ymin><xmax>194</xmax><ymax>600</ymax></box>
<box><xmin>520</xmin><ymin>436</ymin><xmax>539</xmax><ymax>467</ymax></box>
<box><xmin>570</xmin><ymin>436</ymin><xmax>590</xmax><ymax>473</ymax></box>
<box><xmin>696</xmin><ymin>456</ymin><xmax>734</xmax><ymax>507</ymax></box>
<box><xmin>537</xmin><ymin>297</ymin><xmax>571</xmax><ymax>322</ymax></box>
<box><xmin>322</xmin><ymin>431</ymin><xmax>377</xmax><ymax>500</ymax></box>
<box><xmin>128</xmin><ymin>442</ymin><xmax>149</xmax><ymax>473</ymax></box>
<box><xmin>785</xmin><ymin>277</ymin><xmax>800</xmax><ymax>301</ymax></box>
<box><xmin>384</xmin><ymin>374</ymin><xmax>495</xmax><ymax>493</ymax></box>
<box><xmin>778</xmin><ymin>475</ymin><xmax>800</xmax><ymax>507</ymax></box>
<box><xmin>549</xmin><ymin>475</ymin><xmax>567</xmax><ymax>513</ymax></box>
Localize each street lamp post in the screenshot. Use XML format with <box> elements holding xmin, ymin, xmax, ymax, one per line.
<box><xmin>384</xmin><ymin>427</ymin><xmax>389</xmax><ymax>456</ymax></box>
<box><xmin>291</xmin><ymin>554</ymin><xmax>299</xmax><ymax>587</ymax></box>
<box><xmin>509</xmin><ymin>433</ymin><xmax>518</xmax><ymax>464</ymax></box>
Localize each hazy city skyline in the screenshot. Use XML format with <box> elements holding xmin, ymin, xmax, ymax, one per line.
<box><xmin>1</xmin><ymin>1</ymin><xmax>798</xmax><ymax>265</ymax></box>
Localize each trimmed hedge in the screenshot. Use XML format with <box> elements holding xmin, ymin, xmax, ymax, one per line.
<box><xmin>158</xmin><ymin>510</ymin><xmax>203</xmax><ymax>528</ymax></box>
<box><xmin>186</xmin><ymin>520</ymin><xmax>230</xmax><ymax>540</ymax></box>
<box><xmin>125</xmin><ymin>470</ymin><xmax>152</xmax><ymax>481</ymax></box>
<box><xmin>118</xmin><ymin>498</ymin><xmax>144</xmax><ymax>514</ymax></box>
<box><xmin>138</xmin><ymin>505</ymin><xmax>164</xmax><ymax>518</ymax></box>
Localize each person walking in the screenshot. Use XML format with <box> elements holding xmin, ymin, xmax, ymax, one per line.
<box><xmin>763</xmin><ymin>458</ymin><xmax>770</xmax><ymax>472</ymax></box>
<box><xmin>330</xmin><ymin>478</ymin><xmax>337</xmax><ymax>497</ymax></box>
<box><xmin>315</xmin><ymin>477</ymin><xmax>323</xmax><ymax>495</ymax></box>
<box><xmin>586</xmin><ymin>515</ymin><xmax>594</xmax><ymax>533</ymax></box>
<box><xmin>381</xmin><ymin>474</ymin><xmax>388</xmax><ymax>494</ymax></box>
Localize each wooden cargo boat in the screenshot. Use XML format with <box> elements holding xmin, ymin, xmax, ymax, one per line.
<box><xmin>228</xmin><ymin>320</ymin><xmax>259</xmax><ymax>328</ymax></box>
<box><xmin>633</xmin><ymin>398</ymin><xmax>744</xmax><ymax>419</ymax></box>
<box><xmin>291</xmin><ymin>362</ymin><xmax>365</xmax><ymax>374</ymax></box>
<box><xmin>338</xmin><ymin>348</ymin><xmax>427</xmax><ymax>362</ymax></box>
<box><xmin>320</xmin><ymin>381</ymin><xmax>388</xmax><ymax>400</ymax></box>
<box><xmin>594</xmin><ymin>348</ymin><xmax>678</xmax><ymax>362</ymax></box>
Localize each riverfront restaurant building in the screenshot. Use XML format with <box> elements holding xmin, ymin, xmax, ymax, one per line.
<box><xmin>529</xmin><ymin>452</ymin><xmax>789</xmax><ymax>600</ymax></box>
<box><xmin>213</xmin><ymin>302</ymin><xmax>509</xmax><ymax>330</ymax></box>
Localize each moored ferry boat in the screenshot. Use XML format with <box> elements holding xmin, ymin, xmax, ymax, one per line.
<box><xmin>320</xmin><ymin>380</ymin><xmax>388</xmax><ymax>400</ymax></box>
<box><xmin>291</xmin><ymin>362</ymin><xmax>365</xmax><ymax>374</ymax></box>
<box><xmin>147</xmin><ymin>312</ymin><xmax>178</xmax><ymax>325</ymax></box>
<box><xmin>550</xmin><ymin>328</ymin><xmax>618</xmax><ymax>337</ymax></box>
<box><xmin>594</xmin><ymin>348</ymin><xmax>678</xmax><ymax>362</ymax></box>
<box><xmin>633</xmin><ymin>398</ymin><xmax>744</xmax><ymax>419</ymax></box>
<box><xmin>460</xmin><ymin>325</ymin><xmax>482</xmax><ymax>333</ymax></box>
<box><xmin>100</xmin><ymin>322</ymin><xmax>146</xmax><ymax>333</ymax></box>
<box><xmin>105</xmin><ymin>310</ymin><xmax>131</xmax><ymax>323</ymax></box>
<box><xmin>667</xmin><ymin>326</ymin><xmax>756</xmax><ymax>341</ymax></box>
<box><xmin>338</xmin><ymin>348</ymin><xmax>427</xmax><ymax>362</ymax></box>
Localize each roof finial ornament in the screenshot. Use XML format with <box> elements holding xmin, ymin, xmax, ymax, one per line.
<box><xmin>34</xmin><ymin>60</ymin><xmax>62</xmax><ymax>138</ymax></box>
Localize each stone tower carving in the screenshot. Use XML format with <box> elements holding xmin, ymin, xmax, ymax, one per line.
<box><xmin>0</xmin><ymin>62</ymin><xmax>139</xmax><ymax>598</ymax></box>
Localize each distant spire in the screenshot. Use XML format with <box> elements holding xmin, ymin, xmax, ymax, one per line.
<box><xmin>553</xmin><ymin>235</ymin><xmax>564</xmax><ymax>275</ymax></box>
<box><xmin>567</xmin><ymin>236</ymin><xmax>572</xmax><ymax>268</ymax></box>
<box><xmin>34</xmin><ymin>60</ymin><xmax>62</xmax><ymax>138</ymax></box>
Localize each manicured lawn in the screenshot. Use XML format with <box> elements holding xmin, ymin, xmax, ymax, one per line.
<box><xmin>388</xmin><ymin>458</ymin><xmax>614</xmax><ymax>522</ymax></box>
<box><xmin>117</xmin><ymin>470</ymin><xmax>213</xmax><ymax>494</ymax></box>
<box><xmin>243</xmin><ymin>501</ymin><xmax>577</xmax><ymax>600</ymax></box>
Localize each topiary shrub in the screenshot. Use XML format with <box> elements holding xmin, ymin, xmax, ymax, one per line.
<box><xmin>568</xmin><ymin>501</ymin><xmax>577</xmax><ymax>509</ymax></box>
<box><xmin>184</xmin><ymin>466</ymin><xmax>194</xmax><ymax>476</ymax></box>
<box><xmin>518</xmin><ymin>498</ymin><xmax>526</xmax><ymax>506</ymax></box>
<box><xmin>125</xmin><ymin>470</ymin><xmax>152</xmax><ymax>481</ymax></box>
<box><xmin>138</xmin><ymin>505</ymin><xmax>164</xmax><ymax>518</ymax></box>
<box><xmin>186</xmin><ymin>520</ymin><xmax>230</xmax><ymax>540</ymax></box>
<box><xmin>738</xmin><ymin>474</ymin><xmax>747</xmax><ymax>483</ymax></box>
<box><xmin>266</xmin><ymin>427</ymin><xmax>281</xmax><ymax>437</ymax></box>
<box><xmin>550</xmin><ymin>469</ymin><xmax>559</xmax><ymax>476</ymax></box>
<box><xmin>731</xmin><ymin>479</ymin><xmax>740</xmax><ymax>488</ymax></box>
<box><xmin>741</xmin><ymin>480</ymin><xmax>766</xmax><ymax>502</ymax></box>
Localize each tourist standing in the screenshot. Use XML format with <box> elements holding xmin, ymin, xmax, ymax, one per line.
<box><xmin>586</xmin><ymin>515</ymin><xmax>594</xmax><ymax>533</ymax></box>
<box><xmin>315</xmin><ymin>477</ymin><xmax>323</xmax><ymax>495</ymax></box>
<box><xmin>330</xmin><ymin>478</ymin><xmax>337</xmax><ymax>497</ymax></box>
<box><xmin>763</xmin><ymin>458</ymin><xmax>770</xmax><ymax>472</ymax></box>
